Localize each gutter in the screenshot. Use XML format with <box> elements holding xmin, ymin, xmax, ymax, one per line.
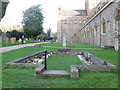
<box><xmin>80</xmin><ymin>0</ymin><xmax>113</xmax><ymax>32</ymax></box>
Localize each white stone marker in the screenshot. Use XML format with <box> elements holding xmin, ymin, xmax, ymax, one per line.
<box><xmin>62</xmin><ymin>28</ymin><xmax>66</xmax><ymax>49</ymax></box>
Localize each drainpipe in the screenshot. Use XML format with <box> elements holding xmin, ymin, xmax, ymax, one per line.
<box><xmin>100</xmin><ymin>14</ymin><xmax>101</xmax><ymax>47</ymax></box>
<box><xmin>89</xmin><ymin>24</ymin><xmax>90</xmax><ymax>45</ymax></box>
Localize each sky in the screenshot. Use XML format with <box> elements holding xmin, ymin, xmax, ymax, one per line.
<box><xmin>0</xmin><ymin>0</ymin><xmax>85</xmax><ymax>32</ymax></box>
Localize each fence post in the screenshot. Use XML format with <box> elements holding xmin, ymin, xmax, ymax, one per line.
<box><xmin>44</xmin><ymin>50</ymin><xmax>47</xmax><ymax>70</ymax></box>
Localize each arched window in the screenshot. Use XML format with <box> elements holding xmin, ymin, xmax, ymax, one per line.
<box><xmin>94</xmin><ymin>23</ymin><xmax>97</xmax><ymax>36</ymax></box>
<box><xmin>65</xmin><ymin>19</ymin><xmax>67</xmax><ymax>24</ymax></box>
<box><xmin>79</xmin><ymin>20</ymin><xmax>82</xmax><ymax>24</ymax></box>
<box><xmin>85</xmin><ymin>31</ymin><xmax>86</xmax><ymax>38</ymax></box>
<box><xmin>102</xmin><ymin>18</ymin><xmax>106</xmax><ymax>33</ymax></box>
<box><xmin>90</xmin><ymin>26</ymin><xmax>92</xmax><ymax>37</ymax></box>
<box><xmin>74</xmin><ymin>33</ymin><xmax>76</xmax><ymax>38</ymax></box>
<box><xmin>87</xmin><ymin>29</ymin><xmax>88</xmax><ymax>38</ymax></box>
<box><xmin>114</xmin><ymin>8</ymin><xmax>119</xmax><ymax>31</ymax></box>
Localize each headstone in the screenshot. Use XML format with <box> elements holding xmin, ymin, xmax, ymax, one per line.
<box><xmin>29</xmin><ymin>38</ymin><xmax>31</xmax><ymax>41</ymax></box>
<box><xmin>14</xmin><ymin>37</ymin><xmax>16</xmax><ymax>42</ymax></box>
<box><xmin>71</xmin><ymin>67</ymin><xmax>79</xmax><ymax>78</ymax></box>
<box><xmin>26</xmin><ymin>38</ymin><xmax>28</xmax><ymax>41</ymax></box>
<box><xmin>62</xmin><ymin>28</ymin><xmax>66</xmax><ymax>49</ymax></box>
<box><xmin>4</xmin><ymin>37</ymin><xmax>9</xmax><ymax>43</ymax></box>
<box><xmin>19</xmin><ymin>38</ymin><xmax>22</xmax><ymax>42</ymax></box>
<box><xmin>39</xmin><ymin>39</ymin><xmax>40</xmax><ymax>42</ymax></box>
<box><xmin>10</xmin><ymin>38</ymin><xmax>15</xmax><ymax>44</ymax></box>
<box><xmin>114</xmin><ymin>38</ymin><xmax>119</xmax><ymax>51</ymax></box>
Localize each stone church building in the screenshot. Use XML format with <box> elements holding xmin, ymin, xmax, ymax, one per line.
<box><xmin>57</xmin><ymin>0</ymin><xmax>120</xmax><ymax>51</ymax></box>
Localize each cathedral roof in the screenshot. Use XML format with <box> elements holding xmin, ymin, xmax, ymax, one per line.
<box><xmin>61</xmin><ymin>10</ymin><xmax>87</xmax><ymax>16</ymax></box>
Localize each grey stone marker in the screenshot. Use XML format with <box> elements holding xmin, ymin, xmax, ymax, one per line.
<box><xmin>62</xmin><ymin>28</ymin><xmax>66</xmax><ymax>49</ymax></box>
<box><xmin>71</xmin><ymin>67</ymin><xmax>79</xmax><ymax>78</ymax></box>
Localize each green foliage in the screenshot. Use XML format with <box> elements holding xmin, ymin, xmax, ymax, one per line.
<box><xmin>47</xmin><ymin>28</ymin><xmax>51</xmax><ymax>38</ymax></box>
<box><xmin>38</xmin><ymin>42</ymin><xmax>103</xmax><ymax>48</ymax></box>
<box><xmin>0</xmin><ymin>29</ymin><xmax>3</xmax><ymax>35</ymax></box>
<box><xmin>22</xmin><ymin>4</ymin><xmax>44</xmax><ymax>38</ymax></box>
<box><xmin>6</xmin><ymin>30</ymin><xmax>23</xmax><ymax>40</ymax></box>
<box><xmin>2</xmin><ymin>2</ymin><xmax>8</xmax><ymax>18</ymax></box>
<box><xmin>11</xmin><ymin>30</ymin><xmax>23</xmax><ymax>40</ymax></box>
<box><xmin>52</xmin><ymin>32</ymin><xmax>57</xmax><ymax>41</ymax></box>
<box><xmin>2</xmin><ymin>40</ymin><xmax>39</xmax><ymax>47</ymax></box>
<box><xmin>6</xmin><ymin>31</ymin><xmax>11</xmax><ymax>39</ymax></box>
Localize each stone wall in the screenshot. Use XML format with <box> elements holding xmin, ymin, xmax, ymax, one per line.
<box><xmin>5</xmin><ymin>50</ymin><xmax>46</xmax><ymax>67</ymax></box>
<box><xmin>82</xmin><ymin>51</ymin><xmax>113</xmax><ymax>65</ymax></box>
<box><xmin>79</xmin><ymin>2</ymin><xmax>119</xmax><ymax>50</ymax></box>
<box><xmin>71</xmin><ymin>65</ymin><xmax>116</xmax><ymax>72</ymax></box>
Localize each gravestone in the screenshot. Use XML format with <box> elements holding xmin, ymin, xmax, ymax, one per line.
<box><xmin>36</xmin><ymin>37</ymin><xmax>38</xmax><ymax>42</ymax></box>
<box><xmin>62</xmin><ymin>28</ymin><xmax>66</xmax><ymax>49</ymax></box>
<box><xmin>29</xmin><ymin>38</ymin><xmax>31</xmax><ymax>41</ymax></box>
<box><xmin>14</xmin><ymin>37</ymin><xmax>16</xmax><ymax>42</ymax></box>
<box><xmin>26</xmin><ymin>38</ymin><xmax>28</xmax><ymax>41</ymax></box>
<box><xmin>10</xmin><ymin>37</ymin><xmax>15</xmax><ymax>44</ymax></box>
<box><xmin>4</xmin><ymin>37</ymin><xmax>9</xmax><ymax>43</ymax></box>
<box><xmin>19</xmin><ymin>38</ymin><xmax>22</xmax><ymax>42</ymax></box>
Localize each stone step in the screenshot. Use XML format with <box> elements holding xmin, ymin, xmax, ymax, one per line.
<box><xmin>34</xmin><ymin>64</ymin><xmax>45</xmax><ymax>76</ymax></box>
<box><xmin>41</xmin><ymin>70</ymin><xmax>71</xmax><ymax>77</ymax></box>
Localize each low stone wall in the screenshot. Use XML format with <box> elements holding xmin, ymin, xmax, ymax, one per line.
<box><xmin>6</xmin><ymin>63</ymin><xmax>39</xmax><ymax>67</ymax></box>
<box><xmin>47</xmin><ymin>50</ymin><xmax>82</xmax><ymax>56</ymax></box>
<box><xmin>5</xmin><ymin>50</ymin><xmax>46</xmax><ymax>67</ymax></box>
<box><xmin>82</xmin><ymin>51</ymin><xmax>113</xmax><ymax>65</ymax></box>
<box><xmin>71</xmin><ymin>65</ymin><xmax>116</xmax><ymax>72</ymax></box>
<box><xmin>34</xmin><ymin>64</ymin><xmax>45</xmax><ymax>76</ymax></box>
<box><xmin>71</xmin><ymin>67</ymin><xmax>79</xmax><ymax>78</ymax></box>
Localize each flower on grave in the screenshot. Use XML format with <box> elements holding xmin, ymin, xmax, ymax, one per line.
<box><xmin>26</xmin><ymin>62</ymin><xmax>29</xmax><ymax>64</ymax></box>
<box><xmin>67</xmin><ymin>52</ymin><xmax>69</xmax><ymax>55</ymax></box>
<box><xmin>35</xmin><ymin>56</ymin><xmax>37</xmax><ymax>58</ymax></box>
<box><xmin>85</xmin><ymin>59</ymin><xmax>87</xmax><ymax>61</ymax></box>
<box><xmin>51</xmin><ymin>53</ymin><xmax>52</xmax><ymax>55</ymax></box>
<box><xmin>48</xmin><ymin>54</ymin><xmax>50</xmax><ymax>57</ymax></box>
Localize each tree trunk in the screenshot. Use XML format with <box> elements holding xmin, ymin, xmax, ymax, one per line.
<box><xmin>31</xmin><ymin>37</ymin><xmax>34</xmax><ymax>42</ymax></box>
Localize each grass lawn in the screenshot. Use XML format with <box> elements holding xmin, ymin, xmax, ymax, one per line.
<box><xmin>1</xmin><ymin>46</ymin><xmax>118</xmax><ymax>88</ymax></box>
<box><xmin>38</xmin><ymin>42</ymin><xmax>103</xmax><ymax>49</ymax></box>
<box><xmin>2</xmin><ymin>40</ymin><xmax>41</xmax><ymax>47</ymax></box>
<box><xmin>38</xmin><ymin>42</ymin><xmax>62</xmax><ymax>47</ymax></box>
<box><xmin>47</xmin><ymin>55</ymin><xmax>83</xmax><ymax>70</ymax></box>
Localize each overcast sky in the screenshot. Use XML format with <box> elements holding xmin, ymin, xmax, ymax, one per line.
<box><xmin>0</xmin><ymin>0</ymin><xmax>85</xmax><ymax>32</ymax></box>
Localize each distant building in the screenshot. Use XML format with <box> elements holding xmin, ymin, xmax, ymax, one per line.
<box><xmin>79</xmin><ymin>0</ymin><xmax>119</xmax><ymax>51</ymax></box>
<box><xmin>57</xmin><ymin>0</ymin><xmax>120</xmax><ymax>51</ymax></box>
<box><xmin>57</xmin><ymin>6</ymin><xmax>87</xmax><ymax>42</ymax></box>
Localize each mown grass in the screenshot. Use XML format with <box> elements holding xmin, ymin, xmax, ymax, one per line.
<box><xmin>38</xmin><ymin>42</ymin><xmax>103</xmax><ymax>49</ymax></box>
<box><xmin>47</xmin><ymin>55</ymin><xmax>83</xmax><ymax>70</ymax></box>
<box><xmin>38</xmin><ymin>42</ymin><xmax>62</xmax><ymax>47</ymax></box>
<box><xmin>2</xmin><ymin>40</ymin><xmax>41</xmax><ymax>47</ymax></box>
<box><xmin>2</xmin><ymin>46</ymin><xmax>118</xmax><ymax>88</ymax></box>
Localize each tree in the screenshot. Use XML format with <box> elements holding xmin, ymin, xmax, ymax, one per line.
<box><xmin>47</xmin><ymin>28</ymin><xmax>51</xmax><ymax>38</ymax></box>
<box><xmin>6</xmin><ymin>30</ymin><xmax>23</xmax><ymax>40</ymax></box>
<box><xmin>22</xmin><ymin>4</ymin><xmax>44</xmax><ymax>42</ymax></box>
<box><xmin>52</xmin><ymin>32</ymin><xmax>57</xmax><ymax>41</ymax></box>
<box><xmin>6</xmin><ymin>31</ymin><xmax>11</xmax><ymax>39</ymax></box>
<box><xmin>0</xmin><ymin>29</ymin><xmax>3</xmax><ymax>36</ymax></box>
